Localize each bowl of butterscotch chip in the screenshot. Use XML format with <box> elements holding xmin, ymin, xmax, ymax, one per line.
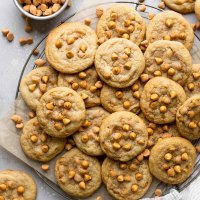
<box><xmin>14</xmin><ymin>0</ymin><xmax>69</xmax><ymax>20</ymax></box>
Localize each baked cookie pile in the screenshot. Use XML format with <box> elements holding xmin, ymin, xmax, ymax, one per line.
<box><xmin>17</xmin><ymin>3</ymin><xmax>200</xmax><ymax>200</ymax></box>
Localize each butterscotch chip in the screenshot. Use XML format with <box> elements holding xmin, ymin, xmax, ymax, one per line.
<box><xmin>97</xmin><ymin>4</ymin><xmax>146</xmax><ymax>45</ymax></box>
<box><xmin>155</xmin><ymin>188</ymin><xmax>162</xmax><ymax>197</ymax></box>
<box><xmin>149</xmin><ymin>137</ymin><xmax>196</xmax><ymax>184</ymax></box>
<box><xmin>55</xmin><ymin>148</ymin><xmax>101</xmax><ymax>198</ymax></box>
<box><xmin>6</xmin><ymin>32</ymin><xmax>14</xmax><ymax>42</ymax></box>
<box><xmin>176</xmin><ymin>95</ymin><xmax>200</xmax><ymax>140</ymax></box>
<box><xmin>100</xmin><ymin>111</ymin><xmax>148</xmax><ymax>162</ymax></box>
<box><xmin>96</xmin><ymin>6</ymin><xmax>104</xmax><ymax>18</ymax></box>
<box><xmin>1</xmin><ymin>28</ymin><xmax>9</xmax><ymax>36</ymax></box>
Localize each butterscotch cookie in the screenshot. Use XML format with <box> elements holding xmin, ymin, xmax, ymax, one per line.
<box><xmin>184</xmin><ymin>64</ymin><xmax>200</xmax><ymax>97</ymax></box>
<box><xmin>176</xmin><ymin>95</ymin><xmax>200</xmax><ymax>140</ymax></box>
<box><xmin>58</xmin><ymin>67</ymin><xmax>102</xmax><ymax>108</ymax></box>
<box><xmin>73</xmin><ymin>107</ymin><xmax>109</xmax><ymax>156</ymax></box>
<box><xmin>100</xmin><ymin>82</ymin><xmax>142</xmax><ymax>114</ymax></box>
<box><xmin>55</xmin><ymin>148</ymin><xmax>101</xmax><ymax>198</ymax></box>
<box><xmin>0</xmin><ymin>170</ymin><xmax>37</xmax><ymax>200</ymax></box>
<box><xmin>96</xmin><ymin>4</ymin><xmax>146</xmax><ymax>45</ymax></box>
<box><xmin>20</xmin><ymin>118</ymin><xmax>66</xmax><ymax>162</ymax></box>
<box><xmin>102</xmin><ymin>158</ymin><xmax>152</xmax><ymax>200</ymax></box>
<box><xmin>164</xmin><ymin>0</ymin><xmax>195</xmax><ymax>14</ymax></box>
<box><xmin>45</xmin><ymin>22</ymin><xmax>97</xmax><ymax>74</ymax></box>
<box><xmin>140</xmin><ymin>113</ymin><xmax>180</xmax><ymax>149</ymax></box>
<box><xmin>146</xmin><ymin>11</ymin><xmax>194</xmax><ymax>50</ymax></box>
<box><xmin>195</xmin><ymin>0</ymin><xmax>200</xmax><ymax>20</ymax></box>
<box><xmin>149</xmin><ymin>137</ymin><xmax>196</xmax><ymax>184</ymax></box>
<box><xmin>99</xmin><ymin>111</ymin><xmax>148</xmax><ymax>162</ymax></box>
<box><xmin>95</xmin><ymin>38</ymin><xmax>145</xmax><ymax>88</ymax></box>
<box><xmin>20</xmin><ymin>66</ymin><xmax>58</xmax><ymax>111</ymax></box>
<box><xmin>144</xmin><ymin>40</ymin><xmax>192</xmax><ymax>85</ymax></box>
<box><xmin>36</xmin><ymin>87</ymin><xmax>85</xmax><ymax>138</ymax></box>
<box><xmin>140</xmin><ymin>77</ymin><xmax>186</xmax><ymax>124</ymax></box>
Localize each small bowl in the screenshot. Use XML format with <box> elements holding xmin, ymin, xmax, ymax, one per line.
<box><xmin>13</xmin><ymin>0</ymin><xmax>69</xmax><ymax>20</ymax></box>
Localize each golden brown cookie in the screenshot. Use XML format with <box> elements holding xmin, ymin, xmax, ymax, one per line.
<box><xmin>149</xmin><ymin>137</ymin><xmax>196</xmax><ymax>184</ymax></box>
<box><xmin>195</xmin><ymin>0</ymin><xmax>200</xmax><ymax>20</ymax></box>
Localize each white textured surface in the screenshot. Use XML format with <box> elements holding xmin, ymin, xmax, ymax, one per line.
<box><xmin>0</xmin><ymin>0</ymin><xmax>200</xmax><ymax>199</ymax></box>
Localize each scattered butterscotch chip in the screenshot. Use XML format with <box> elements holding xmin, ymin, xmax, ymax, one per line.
<box><xmin>139</xmin><ymin>5</ymin><xmax>146</xmax><ymax>12</ymax></box>
<box><xmin>196</xmin><ymin>145</ymin><xmax>200</xmax><ymax>153</ymax></box>
<box><xmin>33</xmin><ymin>48</ymin><xmax>39</xmax><ymax>55</ymax></box>
<box><xmin>84</xmin><ymin>18</ymin><xmax>91</xmax><ymax>26</ymax></box>
<box><xmin>67</xmin><ymin>0</ymin><xmax>72</xmax><ymax>7</ymax></box>
<box><xmin>65</xmin><ymin>143</ymin><xmax>73</xmax><ymax>151</ymax></box>
<box><xmin>95</xmin><ymin>196</ymin><xmax>103</xmax><ymax>200</ymax></box>
<box><xmin>1</xmin><ymin>28</ymin><xmax>9</xmax><ymax>37</ymax></box>
<box><xmin>26</xmin><ymin>37</ymin><xmax>34</xmax><ymax>44</ymax></box>
<box><xmin>16</xmin><ymin>123</ymin><xmax>24</xmax><ymax>129</ymax></box>
<box><xmin>28</xmin><ymin>111</ymin><xmax>35</xmax><ymax>118</ymax></box>
<box><xmin>96</xmin><ymin>6</ymin><xmax>104</xmax><ymax>18</ymax></box>
<box><xmin>155</xmin><ymin>188</ymin><xmax>162</xmax><ymax>197</ymax></box>
<box><xmin>158</xmin><ymin>2</ymin><xmax>165</xmax><ymax>9</ymax></box>
<box><xmin>34</xmin><ymin>59</ymin><xmax>46</xmax><ymax>67</ymax></box>
<box><xmin>148</xmin><ymin>13</ymin><xmax>154</xmax><ymax>20</ymax></box>
<box><xmin>11</xmin><ymin>115</ymin><xmax>23</xmax><ymax>124</ymax></box>
<box><xmin>19</xmin><ymin>37</ymin><xmax>27</xmax><ymax>46</ymax></box>
<box><xmin>25</xmin><ymin>25</ymin><xmax>32</xmax><ymax>32</ymax></box>
<box><xmin>41</xmin><ymin>164</ymin><xmax>49</xmax><ymax>171</ymax></box>
<box><xmin>6</xmin><ymin>32</ymin><xmax>14</xmax><ymax>42</ymax></box>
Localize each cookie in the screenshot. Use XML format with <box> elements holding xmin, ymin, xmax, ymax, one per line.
<box><xmin>146</xmin><ymin>11</ymin><xmax>194</xmax><ymax>50</ymax></box>
<box><xmin>95</xmin><ymin>38</ymin><xmax>145</xmax><ymax>88</ymax></box>
<box><xmin>100</xmin><ymin>81</ymin><xmax>142</xmax><ymax>114</ymax></box>
<box><xmin>176</xmin><ymin>95</ymin><xmax>200</xmax><ymax>140</ymax></box>
<box><xmin>99</xmin><ymin>111</ymin><xmax>148</xmax><ymax>162</ymax></box>
<box><xmin>73</xmin><ymin>107</ymin><xmax>109</xmax><ymax>156</ymax></box>
<box><xmin>36</xmin><ymin>87</ymin><xmax>86</xmax><ymax>138</ymax></box>
<box><xmin>149</xmin><ymin>137</ymin><xmax>196</xmax><ymax>184</ymax></box>
<box><xmin>20</xmin><ymin>66</ymin><xmax>58</xmax><ymax>111</ymax></box>
<box><xmin>195</xmin><ymin>0</ymin><xmax>200</xmax><ymax>21</ymax></box>
<box><xmin>102</xmin><ymin>158</ymin><xmax>152</xmax><ymax>200</ymax></box>
<box><xmin>96</xmin><ymin>4</ymin><xmax>146</xmax><ymax>46</ymax></box>
<box><xmin>140</xmin><ymin>77</ymin><xmax>186</xmax><ymax>124</ymax></box>
<box><xmin>58</xmin><ymin>67</ymin><xmax>102</xmax><ymax>108</ymax></box>
<box><xmin>45</xmin><ymin>22</ymin><xmax>97</xmax><ymax>74</ymax></box>
<box><xmin>164</xmin><ymin>0</ymin><xmax>195</xmax><ymax>14</ymax></box>
<box><xmin>0</xmin><ymin>170</ymin><xmax>37</xmax><ymax>200</ymax></box>
<box><xmin>140</xmin><ymin>113</ymin><xmax>180</xmax><ymax>149</ymax></box>
<box><xmin>55</xmin><ymin>148</ymin><xmax>101</xmax><ymax>198</ymax></box>
<box><xmin>20</xmin><ymin>118</ymin><xmax>66</xmax><ymax>162</ymax></box>
<box><xmin>144</xmin><ymin>40</ymin><xmax>192</xmax><ymax>85</ymax></box>
<box><xmin>184</xmin><ymin>64</ymin><xmax>200</xmax><ymax>97</ymax></box>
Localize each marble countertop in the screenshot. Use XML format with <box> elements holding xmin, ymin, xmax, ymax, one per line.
<box><xmin>0</xmin><ymin>0</ymin><xmax>200</xmax><ymax>199</ymax></box>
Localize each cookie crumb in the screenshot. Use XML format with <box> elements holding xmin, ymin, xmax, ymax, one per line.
<box><xmin>67</xmin><ymin>0</ymin><xmax>72</xmax><ymax>7</ymax></box>
<box><xmin>195</xmin><ymin>145</ymin><xmax>200</xmax><ymax>153</ymax></box>
<box><xmin>95</xmin><ymin>196</ymin><xmax>103</xmax><ymax>200</ymax></box>
<box><xmin>96</xmin><ymin>6</ymin><xmax>104</xmax><ymax>18</ymax></box>
<box><xmin>28</xmin><ymin>111</ymin><xmax>35</xmax><ymax>118</ymax></box>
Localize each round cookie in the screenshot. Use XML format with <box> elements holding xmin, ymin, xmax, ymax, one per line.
<box><xmin>100</xmin><ymin>81</ymin><xmax>142</xmax><ymax>114</ymax></box>
<box><xmin>149</xmin><ymin>137</ymin><xmax>196</xmax><ymax>184</ymax></box>
<box><xmin>73</xmin><ymin>107</ymin><xmax>109</xmax><ymax>156</ymax></box>
<box><xmin>146</xmin><ymin>11</ymin><xmax>194</xmax><ymax>50</ymax></box>
<box><xmin>20</xmin><ymin>66</ymin><xmax>58</xmax><ymax>111</ymax></box>
<box><xmin>102</xmin><ymin>158</ymin><xmax>152</xmax><ymax>200</ymax></box>
<box><xmin>99</xmin><ymin>111</ymin><xmax>148</xmax><ymax>162</ymax></box>
<box><xmin>176</xmin><ymin>95</ymin><xmax>200</xmax><ymax>140</ymax></box>
<box><xmin>140</xmin><ymin>77</ymin><xmax>186</xmax><ymax>124</ymax></box>
<box><xmin>184</xmin><ymin>64</ymin><xmax>200</xmax><ymax>98</ymax></box>
<box><xmin>36</xmin><ymin>87</ymin><xmax>86</xmax><ymax>138</ymax></box>
<box><xmin>0</xmin><ymin>170</ymin><xmax>37</xmax><ymax>200</ymax></box>
<box><xmin>95</xmin><ymin>38</ymin><xmax>145</xmax><ymax>88</ymax></box>
<box><xmin>45</xmin><ymin>22</ymin><xmax>97</xmax><ymax>74</ymax></box>
<box><xmin>195</xmin><ymin>0</ymin><xmax>200</xmax><ymax>21</ymax></box>
<box><xmin>20</xmin><ymin>118</ymin><xmax>66</xmax><ymax>162</ymax></box>
<box><xmin>164</xmin><ymin>0</ymin><xmax>195</xmax><ymax>14</ymax></box>
<box><xmin>144</xmin><ymin>40</ymin><xmax>192</xmax><ymax>86</ymax></box>
<box><xmin>55</xmin><ymin>148</ymin><xmax>101</xmax><ymax>198</ymax></box>
<box><xmin>58</xmin><ymin>67</ymin><xmax>102</xmax><ymax>108</ymax></box>
<box><xmin>96</xmin><ymin>4</ymin><xmax>146</xmax><ymax>46</ymax></box>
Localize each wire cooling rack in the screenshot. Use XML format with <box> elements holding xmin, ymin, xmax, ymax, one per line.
<box><xmin>15</xmin><ymin>1</ymin><xmax>200</xmax><ymax>199</ymax></box>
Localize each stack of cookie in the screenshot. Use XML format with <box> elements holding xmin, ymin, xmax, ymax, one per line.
<box><xmin>18</xmin><ymin>4</ymin><xmax>200</xmax><ymax>200</ymax></box>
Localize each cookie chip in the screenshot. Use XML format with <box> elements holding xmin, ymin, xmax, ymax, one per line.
<box><xmin>176</xmin><ymin>95</ymin><xmax>200</xmax><ymax>140</ymax></box>
<box><xmin>184</xmin><ymin>64</ymin><xmax>200</xmax><ymax>97</ymax></box>
<box><xmin>100</xmin><ymin>82</ymin><xmax>142</xmax><ymax>114</ymax></box>
<box><xmin>140</xmin><ymin>113</ymin><xmax>180</xmax><ymax>149</ymax></box>
<box><xmin>36</xmin><ymin>87</ymin><xmax>86</xmax><ymax>138</ymax></box>
<box><xmin>164</xmin><ymin>0</ymin><xmax>195</xmax><ymax>14</ymax></box>
<box><xmin>73</xmin><ymin>107</ymin><xmax>109</xmax><ymax>156</ymax></box>
<box><xmin>95</xmin><ymin>38</ymin><xmax>145</xmax><ymax>88</ymax></box>
<box><xmin>20</xmin><ymin>66</ymin><xmax>58</xmax><ymax>111</ymax></box>
<box><xmin>144</xmin><ymin>40</ymin><xmax>192</xmax><ymax>85</ymax></box>
<box><xmin>149</xmin><ymin>137</ymin><xmax>196</xmax><ymax>184</ymax></box>
<box><xmin>96</xmin><ymin>4</ymin><xmax>146</xmax><ymax>46</ymax></box>
<box><xmin>102</xmin><ymin>158</ymin><xmax>152</xmax><ymax>200</ymax></box>
<box><xmin>20</xmin><ymin>118</ymin><xmax>66</xmax><ymax>162</ymax></box>
<box><xmin>55</xmin><ymin>148</ymin><xmax>101</xmax><ymax>198</ymax></box>
<box><xmin>58</xmin><ymin>67</ymin><xmax>102</xmax><ymax>108</ymax></box>
<box><xmin>0</xmin><ymin>170</ymin><xmax>37</xmax><ymax>200</ymax></box>
<box><xmin>146</xmin><ymin>11</ymin><xmax>194</xmax><ymax>50</ymax></box>
<box><xmin>45</xmin><ymin>22</ymin><xmax>97</xmax><ymax>74</ymax></box>
<box><xmin>99</xmin><ymin>111</ymin><xmax>148</xmax><ymax>162</ymax></box>
<box><xmin>140</xmin><ymin>77</ymin><xmax>186</xmax><ymax>124</ymax></box>
<box><xmin>195</xmin><ymin>0</ymin><xmax>200</xmax><ymax>21</ymax></box>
